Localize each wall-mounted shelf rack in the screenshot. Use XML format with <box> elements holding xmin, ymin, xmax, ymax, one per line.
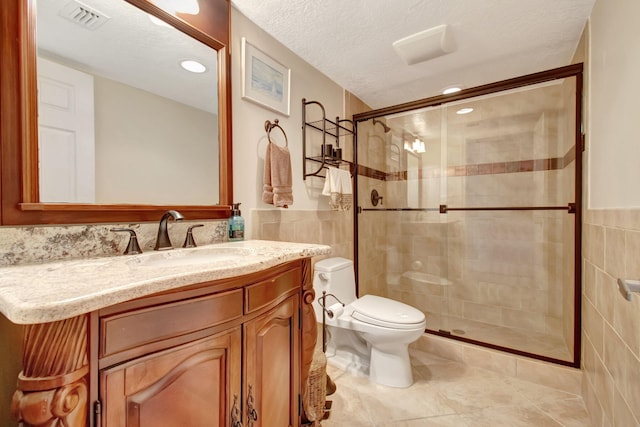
<box><xmin>302</xmin><ymin>98</ymin><xmax>356</xmax><ymax>179</ymax></box>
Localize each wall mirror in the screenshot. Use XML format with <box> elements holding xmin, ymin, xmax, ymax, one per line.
<box><xmin>0</xmin><ymin>0</ymin><xmax>233</xmax><ymax>225</ymax></box>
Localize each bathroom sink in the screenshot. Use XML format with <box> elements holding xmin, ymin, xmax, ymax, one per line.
<box><xmin>128</xmin><ymin>246</ymin><xmax>257</xmax><ymax>269</ymax></box>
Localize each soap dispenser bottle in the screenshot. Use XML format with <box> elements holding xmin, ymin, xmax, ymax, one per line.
<box><xmin>228</xmin><ymin>203</ymin><xmax>245</xmax><ymax>241</ymax></box>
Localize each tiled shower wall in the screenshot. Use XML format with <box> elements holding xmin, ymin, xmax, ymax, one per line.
<box><xmin>581</xmin><ymin>210</ymin><xmax>640</xmax><ymax>426</ymax></box>
<box><xmin>357</xmin><ymin>117</ymin><xmax>392</xmax><ymax>297</ymax></box>
<box><xmin>357</xmin><ymin>82</ymin><xmax>577</xmax><ymax>355</ymax></box>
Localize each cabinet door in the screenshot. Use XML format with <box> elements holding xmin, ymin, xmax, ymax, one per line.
<box><xmin>244</xmin><ymin>295</ymin><xmax>300</xmax><ymax>427</ymax></box>
<box><xmin>100</xmin><ymin>327</ymin><xmax>242</xmax><ymax>427</ymax></box>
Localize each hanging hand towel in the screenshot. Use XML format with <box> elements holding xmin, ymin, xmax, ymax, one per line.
<box><xmin>322</xmin><ymin>167</ymin><xmax>352</xmax><ymax>211</ymax></box>
<box><xmin>263</xmin><ymin>142</ymin><xmax>293</xmax><ymax>208</ymax></box>
<box><xmin>339</xmin><ymin>167</ymin><xmax>353</xmax><ymax>211</ymax></box>
<box><xmin>262</xmin><ymin>141</ymin><xmax>274</xmax><ymax>204</ymax></box>
<box><xmin>271</xmin><ymin>142</ymin><xmax>293</xmax><ymax>207</ymax></box>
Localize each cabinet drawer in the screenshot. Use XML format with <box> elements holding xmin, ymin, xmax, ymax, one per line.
<box><xmin>245</xmin><ymin>266</ymin><xmax>301</xmax><ymax>314</ymax></box>
<box><xmin>101</xmin><ymin>289</ymin><xmax>243</xmax><ymax>358</ymax></box>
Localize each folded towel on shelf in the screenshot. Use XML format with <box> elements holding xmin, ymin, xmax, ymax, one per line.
<box><xmin>322</xmin><ymin>167</ymin><xmax>352</xmax><ymax>211</ymax></box>
<box><xmin>263</xmin><ymin>141</ymin><xmax>293</xmax><ymax>208</ymax></box>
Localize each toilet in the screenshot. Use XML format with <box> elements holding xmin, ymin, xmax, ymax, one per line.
<box><xmin>312</xmin><ymin>257</ymin><xmax>426</xmax><ymax>388</ymax></box>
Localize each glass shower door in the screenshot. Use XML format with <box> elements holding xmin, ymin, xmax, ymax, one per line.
<box><xmin>355</xmin><ymin>67</ymin><xmax>581</xmax><ymax>365</ymax></box>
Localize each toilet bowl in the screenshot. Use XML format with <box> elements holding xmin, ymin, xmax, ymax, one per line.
<box><xmin>313</xmin><ymin>257</ymin><xmax>426</xmax><ymax>388</ymax></box>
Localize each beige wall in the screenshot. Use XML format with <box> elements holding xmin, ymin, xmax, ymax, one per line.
<box><xmin>94</xmin><ymin>76</ymin><xmax>218</xmax><ymax>205</ymax></box>
<box><xmin>231</xmin><ymin>7</ymin><xmax>347</xmax><ymax>240</ymax></box>
<box><xmin>233</xmin><ymin>8</ymin><xmax>368</xmax><ymax>257</ymax></box>
<box><xmin>581</xmin><ymin>0</ymin><xmax>640</xmax><ymax>425</ymax></box>
<box><xmin>587</xmin><ymin>0</ymin><xmax>640</xmax><ymax>208</ymax></box>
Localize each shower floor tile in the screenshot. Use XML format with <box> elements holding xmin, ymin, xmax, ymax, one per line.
<box><xmin>426</xmin><ymin>313</ymin><xmax>573</xmax><ymax>361</ymax></box>
<box><xmin>320</xmin><ymin>349</ymin><xmax>591</xmax><ymax>427</ymax></box>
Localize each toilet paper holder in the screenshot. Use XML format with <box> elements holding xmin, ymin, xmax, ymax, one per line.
<box><xmin>319</xmin><ymin>291</ymin><xmax>345</xmax><ymax>352</ymax></box>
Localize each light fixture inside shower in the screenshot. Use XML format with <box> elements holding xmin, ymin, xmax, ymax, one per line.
<box><xmin>404</xmin><ymin>137</ymin><xmax>426</xmax><ymax>154</ymax></box>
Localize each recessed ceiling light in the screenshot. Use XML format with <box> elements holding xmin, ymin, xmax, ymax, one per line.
<box><xmin>443</xmin><ymin>87</ymin><xmax>461</xmax><ymax>95</ymax></box>
<box><xmin>456</xmin><ymin>107</ymin><xmax>474</xmax><ymax>115</ymax></box>
<box><xmin>180</xmin><ymin>60</ymin><xmax>206</xmax><ymax>73</ymax></box>
<box><xmin>175</xmin><ymin>0</ymin><xmax>200</xmax><ymax>14</ymax></box>
<box><xmin>149</xmin><ymin>15</ymin><xmax>172</xmax><ymax>27</ymax></box>
<box><xmin>151</xmin><ymin>0</ymin><xmax>200</xmax><ymax>15</ymax></box>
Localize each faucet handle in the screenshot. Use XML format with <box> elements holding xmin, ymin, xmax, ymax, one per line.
<box><xmin>110</xmin><ymin>228</ymin><xmax>143</xmax><ymax>255</ymax></box>
<box><xmin>183</xmin><ymin>224</ymin><xmax>204</xmax><ymax>248</ymax></box>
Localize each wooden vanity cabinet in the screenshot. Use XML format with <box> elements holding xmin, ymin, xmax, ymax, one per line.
<box><xmin>94</xmin><ymin>260</ymin><xmax>310</xmax><ymax>427</ymax></box>
<box><xmin>244</xmin><ymin>295</ymin><xmax>299</xmax><ymax>427</ymax></box>
<box><xmin>100</xmin><ymin>328</ymin><xmax>242</xmax><ymax>427</ymax></box>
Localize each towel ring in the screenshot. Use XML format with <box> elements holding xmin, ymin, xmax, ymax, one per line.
<box><xmin>264</xmin><ymin>119</ymin><xmax>288</xmax><ymax>146</ymax></box>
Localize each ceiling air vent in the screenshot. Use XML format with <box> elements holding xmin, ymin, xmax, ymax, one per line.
<box><xmin>59</xmin><ymin>0</ymin><xmax>110</xmax><ymax>31</ymax></box>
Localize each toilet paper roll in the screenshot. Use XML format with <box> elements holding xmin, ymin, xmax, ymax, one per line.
<box><xmin>327</xmin><ymin>303</ymin><xmax>344</xmax><ymax>319</ymax></box>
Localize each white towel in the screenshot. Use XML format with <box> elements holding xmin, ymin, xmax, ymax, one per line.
<box><xmin>322</xmin><ymin>167</ymin><xmax>352</xmax><ymax>211</ymax></box>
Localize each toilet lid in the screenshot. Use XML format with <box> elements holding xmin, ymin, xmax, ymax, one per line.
<box><xmin>350</xmin><ymin>295</ymin><xmax>425</xmax><ymax>329</ymax></box>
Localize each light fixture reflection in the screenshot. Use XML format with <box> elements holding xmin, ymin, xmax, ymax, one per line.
<box><xmin>443</xmin><ymin>86</ymin><xmax>461</xmax><ymax>95</ymax></box>
<box><xmin>404</xmin><ymin>138</ymin><xmax>426</xmax><ymax>154</ymax></box>
<box><xmin>456</xmin><ymin>107</ymin><xmax>474</xmax><ymax>115</ymax></box>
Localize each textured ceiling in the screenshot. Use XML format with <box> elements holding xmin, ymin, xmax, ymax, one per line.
<box><xmin>37</xmin><ymin>0</ymin><xmax>217</xmax><ymax>113</ymax></box>
<box><xmin>231</xmin><ymin>0</ymin><xmax>595</xmax><ymax>110</ymax></box>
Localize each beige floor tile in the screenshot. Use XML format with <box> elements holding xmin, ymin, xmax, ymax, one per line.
<box><xmin>459</xmin><ymin>405</ymin><xmax>564</xmax><ymax>426</ymax></box>
<box><xmin>374</xmin><ymin>414</ymin><xmax>472</xmax><ymax>426</ymax></box>
<box><xmin>427</xmin><ymin>313</ymin><xmax>573</xmax><ymax>361</ymax></box>
<box><xmin>319</xmin><ymin>348</ymin><xmax>591</xmax><ymax>427</ymax></box>
<box><xmin>321</xmin><ymin>376</ymin><xmax>373</xmax><ymax>427</ymax></box>
<box><xmin>535</xmin><ymin>398</ymin><xmax>592</xmax><ymax>427</ymax></box>
<box><xmin>359</xmin><ymin>383</ymin><xmax>458</xmax><ymax>422</ymax></box>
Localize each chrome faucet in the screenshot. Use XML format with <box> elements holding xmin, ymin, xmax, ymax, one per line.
<box><xmin>154</xmin><ymin>210</ymin><xmax>184</xmax><ymax>250</ymax></box>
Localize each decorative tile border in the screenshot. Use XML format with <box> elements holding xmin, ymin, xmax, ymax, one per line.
<box><xmin>359</xmin><ymin>145</ymin><xmax>576</xmax><ymax>181</ymax></box>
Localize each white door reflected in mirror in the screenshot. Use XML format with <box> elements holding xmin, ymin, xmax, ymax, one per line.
<box><xmin>38</xmin><ymin>58</ymin><xmax>96</xmax><ymax>203</ymax></box>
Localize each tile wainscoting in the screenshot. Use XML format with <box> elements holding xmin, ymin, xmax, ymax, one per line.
<box><xmin>582</xmin><ymin>209</ymin><xmax>640</xmax><ymax>426</ymax></box>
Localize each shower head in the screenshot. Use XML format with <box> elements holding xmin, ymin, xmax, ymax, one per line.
<box><xmin>372</xmin><ymin>118</ymin><xmax>391</xmax><ymax>133</ymax></box>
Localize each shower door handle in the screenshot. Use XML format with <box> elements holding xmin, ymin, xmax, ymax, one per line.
<box><xmin>371</xmin><ymin>189</ymin><xmax>384</xmax><ymax>206</ymax></box>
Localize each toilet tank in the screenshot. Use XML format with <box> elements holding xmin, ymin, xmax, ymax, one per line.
<box><xmin>313</xmin><ymin>257</ymin><xmax>357</xmax><ymax>321</ymax></box>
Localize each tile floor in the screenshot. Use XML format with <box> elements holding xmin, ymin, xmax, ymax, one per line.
<box><xmin>426</xmin><ymin>313</ymin><xmax>573</xmax><ymax>361</ymax></box>
<box><xmin>320</xmin><ymin>349</ymin><xmax>591</xmax><ymax>426</ymax></box>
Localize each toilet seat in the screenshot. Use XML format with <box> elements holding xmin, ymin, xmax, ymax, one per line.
<box><xmin>350</xmin><ymin>295</ymin><xmax>426</xmax><ymax>330</ymax></box>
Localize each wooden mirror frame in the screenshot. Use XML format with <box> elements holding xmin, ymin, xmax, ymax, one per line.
<box><xmin>0</xmin><ymin>0</ymin><xmax>233</xmax><ymax>225</ymax></box>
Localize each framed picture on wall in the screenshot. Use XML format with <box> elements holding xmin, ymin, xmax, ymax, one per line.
<box><xmin>241</xmin><ymin>37</ymin><xmax>291</xmax><ymax>116</ymax></box>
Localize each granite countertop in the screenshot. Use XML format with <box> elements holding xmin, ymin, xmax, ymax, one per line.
<box><xmin>0</xmin><ymin>240</ymin><xmax>331</xmax><ymax>325</ymax></box>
